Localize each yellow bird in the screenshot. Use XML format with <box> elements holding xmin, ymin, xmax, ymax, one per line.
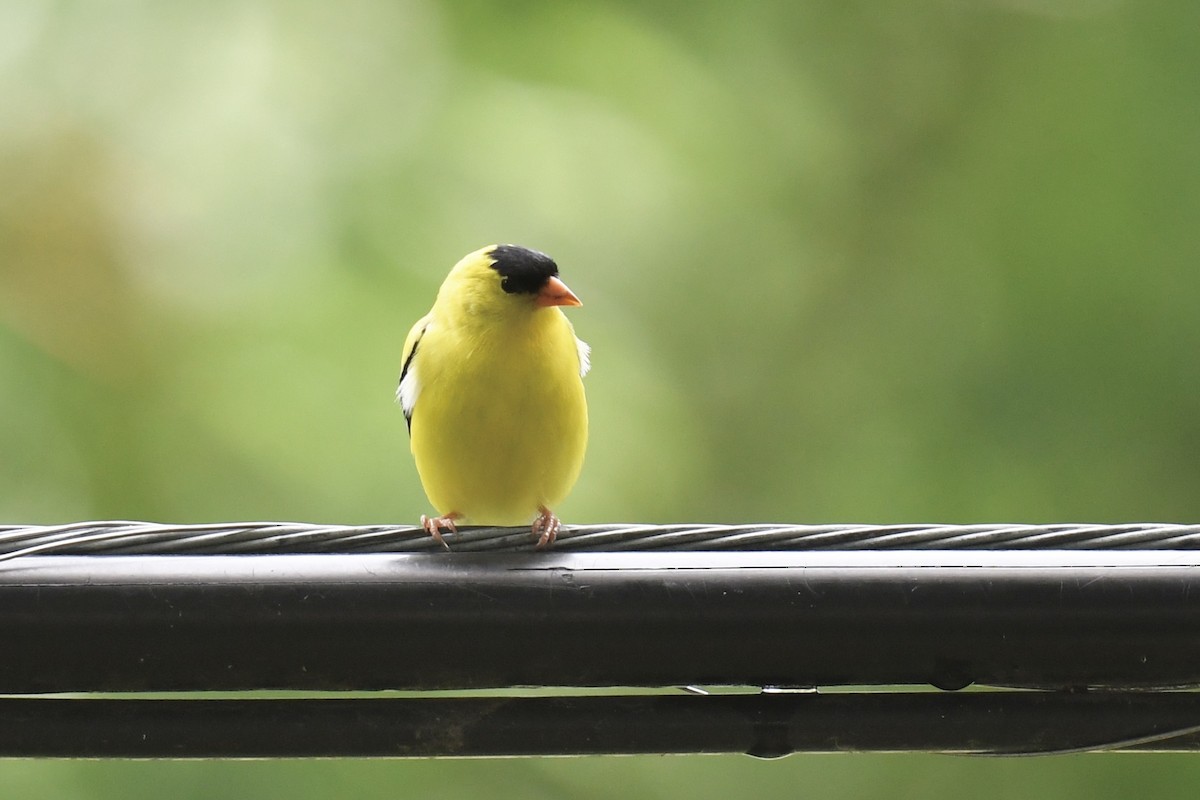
<box><xmin>398</xmin><ymin>244</ymin><xmax>590</xmax><ymax>548</ymax></box>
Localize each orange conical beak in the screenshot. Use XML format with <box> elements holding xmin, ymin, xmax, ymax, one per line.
<box><xmin>536</xmin><ymin>276</ymin><xmax>582</xmax><ymax>307</ymax></box>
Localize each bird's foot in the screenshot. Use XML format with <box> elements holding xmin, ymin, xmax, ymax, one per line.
<box><xmin>532</xmin><ymin>506</ymin><xmax>561</xmax><ymax>550</ymax></box>
<box><xmin>420</xmin><ymin>513</ymin><xmax>460</xmax><ymax>550</ymax></box>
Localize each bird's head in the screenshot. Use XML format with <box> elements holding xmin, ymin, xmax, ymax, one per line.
<box><xmin>438</xmin><ymin>244</ymin><xmax>581</xmax><ymax>321</ymax></box>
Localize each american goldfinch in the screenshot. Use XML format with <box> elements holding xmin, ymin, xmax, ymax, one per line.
<box><xmin>398</xmin><ymin>244</ymin><xmax>590</xmax><ymax>548</ymax></box>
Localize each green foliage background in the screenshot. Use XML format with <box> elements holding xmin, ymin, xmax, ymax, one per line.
<box><xmin>3</xmin><ymin>0</ymin><xmax>1200</xmax><ymax>794</ymax></box>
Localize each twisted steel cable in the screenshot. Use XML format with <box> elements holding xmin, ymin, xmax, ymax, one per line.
<box><xmin>1</xmin><ymin>521</ymin><xmax>1199</xmax><ymax>561</ymax></box>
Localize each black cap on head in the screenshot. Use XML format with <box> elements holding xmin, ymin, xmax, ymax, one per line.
<box><xmin>489</xmin><ymin>245</ymin><xmax>559</xmax><ymax>295</ymax></box>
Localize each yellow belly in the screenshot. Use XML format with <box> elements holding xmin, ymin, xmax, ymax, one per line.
<box><xmin>410</xmin><ymin>318</ymin><xmax>587</xmax><ymax>524</ymax></box>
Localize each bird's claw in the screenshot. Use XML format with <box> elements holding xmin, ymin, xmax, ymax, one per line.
<box><xmin>532</xmin><ymin>506</ymin><xmax>561</xmax><ymax>549</ymax></box>
<box><xmin>420</xmin><ymin>513</ymin><xmax>459</xmax><ymax>550</ymax></box>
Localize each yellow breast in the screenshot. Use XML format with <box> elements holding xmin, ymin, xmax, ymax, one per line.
<box><xmin>409</xmin><ymin>308</ymin><xmax>588</xmax><ymax>525</ymax></box>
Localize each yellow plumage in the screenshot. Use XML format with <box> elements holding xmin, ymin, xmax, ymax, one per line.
<box><xmin>398</xmin><ymin>244</ymin><xmax>589</xmax><ymax>547</ymax></box>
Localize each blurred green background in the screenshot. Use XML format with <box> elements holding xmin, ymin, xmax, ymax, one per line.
<box><xmin>4</xmin><ymin>0</ymin><xmax>1200</xmax><ymax>795</ymax></box>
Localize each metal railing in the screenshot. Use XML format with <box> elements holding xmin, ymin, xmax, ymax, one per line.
<box><xmin>2</xmin><ymin>520</ymin><xmax>1199</xmax><ymax>757</ymax></box>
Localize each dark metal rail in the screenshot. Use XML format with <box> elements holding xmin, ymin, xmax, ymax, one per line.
<box><xmin>3</xmin><ymin>692</ymin><xmax>1200</xmax><ymax>758</ymax></box>
<box><xmin>3</xmin><ymin>528</ymin><xmax>1199</xmax><ymax>757</ymax></box>
<box><xmin>2</xmin><ymin>551</ymin><xmax>1199</xmax><ymax>692</ymax></box>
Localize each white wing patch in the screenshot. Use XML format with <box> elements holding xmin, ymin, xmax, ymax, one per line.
<box><xmin>577</xmin><ymin>337</ymin><xmax>591</xmax><ymax>378</ymax></box>
<box><xmin>397</xmin><ymin>362</ymin><xmax>420</xmax><ymax>417</ymax></box>
<box><xmin>397</xmin><ymin>318</ymin><xmax>431</xmax><ymax>429</ymax></box>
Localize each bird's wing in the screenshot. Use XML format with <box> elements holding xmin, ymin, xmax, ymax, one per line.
<box><xmin>397</xmin><ymin>314</ymin><xmax>431</xmax><ymax>432</ymax></box>
<box><xmin>576</xmin><ymin>337</ymin><xmax>591</xmax><ymax>378</ymax></box>
<box><xmin>563</xmin><ymin>315</ymin><xmax>590</xmax><ymax>378</ymax></box>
